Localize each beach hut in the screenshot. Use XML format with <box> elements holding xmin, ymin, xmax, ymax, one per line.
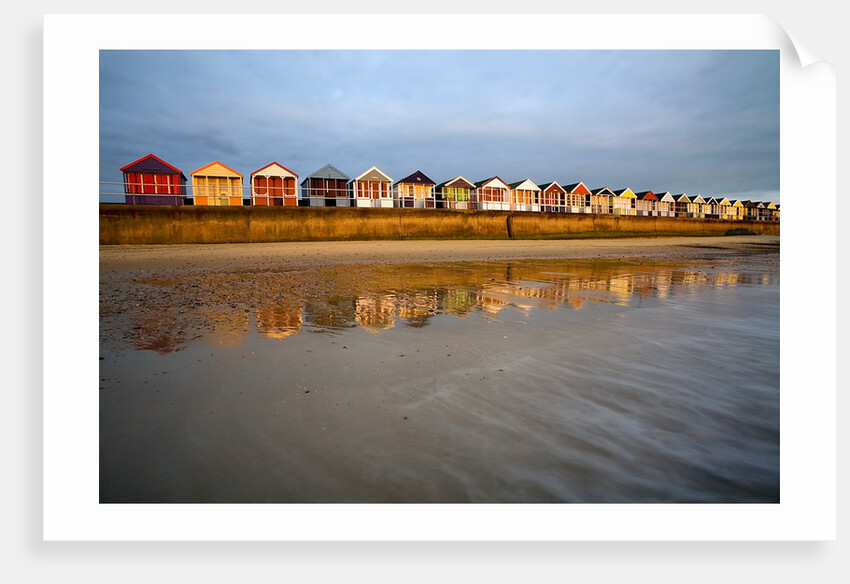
<box><xmin>673</xmin><ymin>193</ymin><xmax>692</xmax><ymax>217</ymax></box>
<box><xmin>634</xmin><ymin>191</ymin><xmax>658</xmax><ymax>216</ymax></box>
<box><xmin>508</xmin><ymin>179</ymin><xmax>541</xmax><ymax>212</ymax></box>
<box><xmin>701</xmin><ymin>196</ymin><xmax>720</xmax><ymax>219</ymax></box>
<box><xmin>394</xmin><ymin>170</ymin><xmax>436</xmax><ymax>209</ymax></box>
<box><xmin>653</xmin><ymin>191</ymin><xmax>675</xmax><ymax>217</ymax></box>
<box><xmin>729</xmin><ymin>199</ymin><xmax>745</xmax><ymax>220</ymax></box>
<box><xmin>756</xmin><ymin>201</ymin><xmax>777</xmax><ymax>221</ymax></box>
<box><xmin>774</xmin><ymin>204</ymin><xmax>780</xmax><ymax>221</ymax></box>
<box><xmin>250</xmin><ymin>162</ymin><xmax>299</xmax><ymax>207</ymax></box>
<box><xmin>717</xmin><ymin>197</ymin><xmax>733</xmax><ymax>220</ymax></box>
<box><xmin>612</xmin><ymin>188</ymin><xmax>637</xmax><ymax>215</ymax></box>
<box><xmin>563</xmin><ymin>182</ymin><xmax>591</xmax><ymax>213</ymax></box>
<box><xmin>350</xmin><ymin>166</ymin><xmax>394</xmax><ymax>208</ymax></box>
<box><xmin>589</xmin><ymin>187</ymin><xmax>615</xmax><ymax>214</ymax></box>
<box><xmin>435</xmin><ymin>176</ymin><xmax>477</xmax><ymax>210</ymax></box>
<box><xmin>300</xmin><ymin>164</ymin><xmax>351</xmax><ymax>207</ymax></box>
<box><xmin>474</xmin><ymin>177</ymin><xmax>512</xmax><ymax>211</ymax></box>
<box><xmin>764</xmin><ymin>200</ymin><xmax>778</xmax><ymax>221</ymax></box>
<box><xmin>120</xmin><ymin>153</ymin><xmax>187</xmax><ymax>205</ymax></box>
<box><xmin>190</xmin><ymin>161</ymin><xmax>244</xmax><ymax>206</ymax></box>
<box><xmin>537</xmin><ymin>181</ymin><xmax>566</xmax><ymax>213</ymax></box>
<box><xmin>742</xmin><ymin>200</ymin><xmax>758</xmax><ymax>221</ymax></box>
<box><xmin>690</xmin><ymin>194</ymin><xmax>707</xmax><ymax>218</ymax></box>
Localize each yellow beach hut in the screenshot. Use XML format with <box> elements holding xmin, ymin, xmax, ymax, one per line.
<box><xmin>612</xmin><ymin>188</ymin><xmax>637</xmax><ymax>215</ymax></box>
<box><xmin>191</xmin><ymin>161</ymin><xmax>244</xmax><ymax>206</ymax></box>
<box><xmin>730</xmin><ymin>199</ymin><xmax>745</xmax><ymax>220</ymax></box>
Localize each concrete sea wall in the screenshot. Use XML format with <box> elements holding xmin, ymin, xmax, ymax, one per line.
<box><xmin>99</xmin><ymin>204</ymin><xmax>780</xmax><ymax>245</ymax></box>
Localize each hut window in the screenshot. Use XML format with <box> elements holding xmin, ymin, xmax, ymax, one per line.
<box><xmin>256</xmin><ymin>176</ymin><xmax>268</xmax><ymax>195</ymax></box>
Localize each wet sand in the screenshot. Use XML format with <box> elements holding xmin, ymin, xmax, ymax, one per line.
<box><xmin>99</xmin><ymin>236</ymin><xmax>780</xmax><ymax>503</ymax></box>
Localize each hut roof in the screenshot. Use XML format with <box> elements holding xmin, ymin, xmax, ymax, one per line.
<box><xmin>251</xmin><ymin>161</ymin><xmax>298</xmax><ymax>178</ymax></box>
<box><xmin>436</xmin><ymin>176</ymin><xmax>476</xmax><ymax>190</ymax></box>
<box><xmin>474</xmin><ymin>176</ymin><xmax>510</xmax><ymax>190</ymax></box>
<box><xmin>394</xmin><ymin>170</ymin><xmax>435</xmax><ymax>186</ymax></box>
<box><xmin>352</xmin><ymin>166</ymin><xmax>393</xmax><ymax>183</ymax></box>
<box><xmin>507</xmin><ymin>179</ymin><xmax>541</xmax><ymax>191</ymax></box>
<box><xmin>120</xmin><ymin>153</ymin><xmax>186</xmax><ymax>180</ymax></box>
<box><xmin>537</xmin><ymin>181</ymin><xmax>566</xmax><ymax>192</ymax></box>
<box><xmin>190</xmin><ymin>161</ymin><xmax>243</xmax><ymax>177</ymax></box>
<box><xmin>634</xmin><ymin>191</ymin><xmax>658</xmax><ymax>200</ymax></box>
<box><xmin>563</xmin><ymin>182</ymin><xmax>590</xmax><ymax>194</ymax></box>
<box><xmin>301</xmin><ymin>163</ymin><xmax>350</xmax><ymax>183</ymax></box>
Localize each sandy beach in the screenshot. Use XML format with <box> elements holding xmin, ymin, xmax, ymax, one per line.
<box><xmin>99</xmin><ymin>235</ymin><xmax>780</xmax><ymax>503</ymax></box>
<box><xmin>100</xmin><ymin>235</ymin><xmax>779</xmax><ymax>271</ymax></box>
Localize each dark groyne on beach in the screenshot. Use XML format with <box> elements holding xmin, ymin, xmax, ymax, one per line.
<box><xmin>99</xmin><ymin>204</ymin><xmax>779</xmax><ymax>245</ymax></box>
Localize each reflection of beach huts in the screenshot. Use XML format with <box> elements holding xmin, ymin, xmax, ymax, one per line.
<box><xmin>300</xmin><ymin>164</ymin><xmax>351</xmax><ymax>207</ymax></box>
<box><xmin>250</xmin><ymin>162</ymin><xmax>299</xmax><ymax>207</ymax></box>
<box><xmin>508</xmin><ymin>179</ymin><xmax>541</xmax><ymax>212</ymax></box>
<box><xmin>563</xmin><ymin>182</ymin><xmax>591</xmax><ymax>213</ymax></box>
<box><xmin>256</xmin><ymin>302</ymin><xmax>303</xmax><ymax>340</ymax></box>
<box><xmin>435</xmin><ymin>176</ymin><xmax>477</xmax><ymax>210</ymax></box>
<box><xmin>589</xmin><ymin>187</ymin><xmax>615</xmax><ymax>214</ymax></box>
<box><xmin>612</xmin><ymin>188</ymin><xmax>637</xmax><ymax>215</ymax></box>
<box><xmin>191</xmin><ymin>161</ymin><xmax>244</xmax><ymax>206</ymax></box>
<box><xmin>350</xmin><ymin>166</ymin><xmax>394</xmax><ymax>208</ymax></box>
<box><xmin>355</xmin><ymin>295</ymin><xmax>396</xmax><ymax>333</ymax></box>
<box><xmin>537</xmin><ymin>181</ymin><xmax>566</xmax><ymax>213</ymax></box>
<box><xmin>474</xmin><ymin>176</ymin><xmax>512</xmax><ymax>211</ymax></box>
<box><xmin>394</xmin><ymin>170</ymin><xmax>436</xmax><ymax>209</ymax></box>
<box><xmin>121</xmin><ymin>153</ymin><xmax>187</xmax><ymax>205</ymax></box>
<box><xmin>634</xmin><ymin>191</ymin><xmax>658</xmax><ymax>216</ymax></box>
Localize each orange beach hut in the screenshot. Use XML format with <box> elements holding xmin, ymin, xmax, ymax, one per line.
<box><xmin>191</xmin><ymin>161</ymin><xmax>244</xmax><ymax>206</ymax></box>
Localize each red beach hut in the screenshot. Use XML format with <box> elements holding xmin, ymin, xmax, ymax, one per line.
<box><xmin>120</xmin><ymin>153</ymin><xmax>187</xmax><ymax>205</ymax></box>
<box><xmin>250</xmin><ymin>162</ymin><xmax>299</xmax><ymax>207</ymax></box>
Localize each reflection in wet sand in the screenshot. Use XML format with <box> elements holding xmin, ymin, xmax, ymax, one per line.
<box><xmin>113</xmin><ymin>259</ymin><xmax>779</xmax><ymax>354</ymax></box>
<box><xmin>100</xmin><ymin>253</ymin><xmax>779</xmax><ymax>503</ymax></box>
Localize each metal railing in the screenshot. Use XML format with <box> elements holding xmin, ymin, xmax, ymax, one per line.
<box><xmin>99</xmin><ymin>181</ymin><xmax>779</xmax><ymax>220</ymax></box>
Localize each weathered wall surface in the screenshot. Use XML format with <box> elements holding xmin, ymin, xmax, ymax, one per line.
<box><xmin>99</xmin><ymin>205</ymin><xmax>780</xmax><ymax>245</ymax></box>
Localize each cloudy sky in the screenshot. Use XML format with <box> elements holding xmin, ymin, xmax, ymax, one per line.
<box><xmin>99</xmin><ymin>50</ymin><xmax>779</xmax><ymax>201</ymax></box>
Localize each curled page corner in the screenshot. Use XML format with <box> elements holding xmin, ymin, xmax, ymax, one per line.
<box><xmin>786</xmin><ymin>33</ymin><xmax>823</xmax><ymax>69</ymax></box>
